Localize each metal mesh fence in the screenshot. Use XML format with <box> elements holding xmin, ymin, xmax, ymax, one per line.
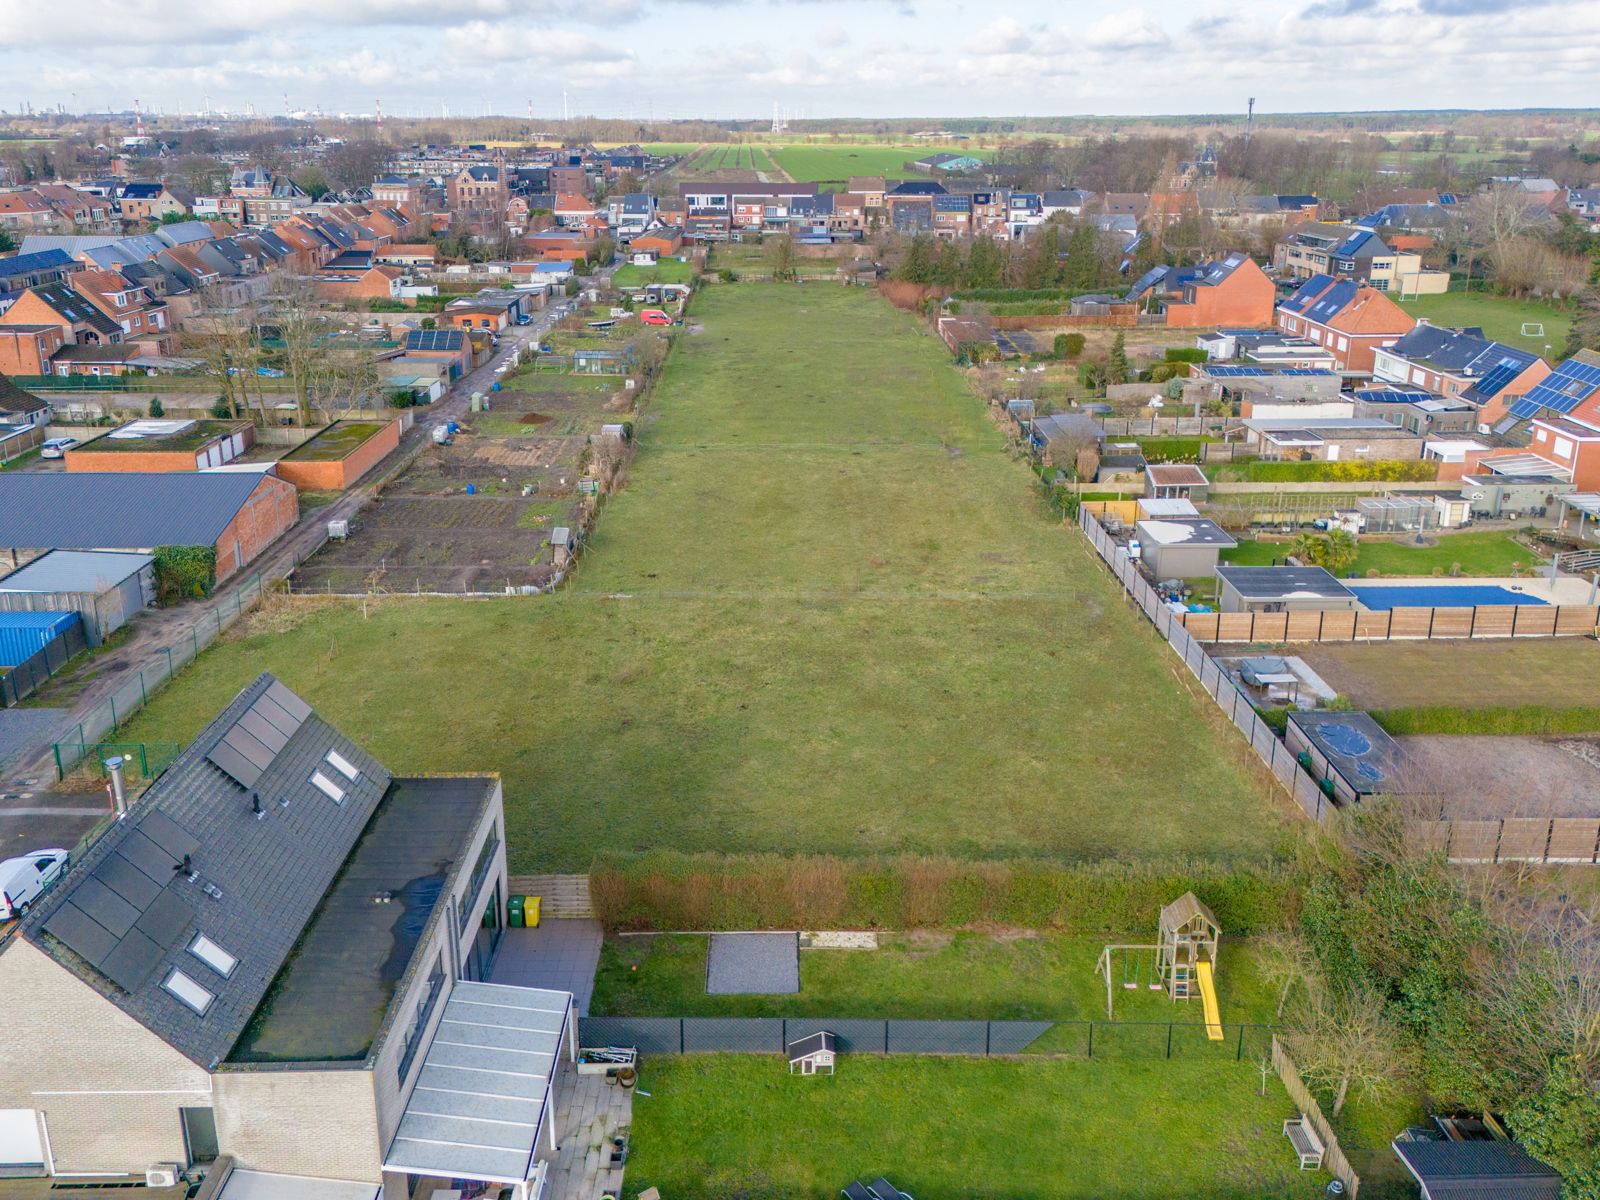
<box><xmin>1</xmin><ymin>620</ymin><xmax>88</xmax><ymax>708</ymax></box>
<box><xmin>576</xmin><ymin>1016</ymin><xmax>1277</xmax><ymax>1060</ymax></box>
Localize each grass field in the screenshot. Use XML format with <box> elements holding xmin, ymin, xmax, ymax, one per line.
<box><xmin>119</xmin><ymin>286</ymin><xmax>1286</xmax><ymax>871</ymax></box>
<box><xmin>1303</xmin><ymin>637</ymin><xmax>1600</xmax><ymax>710</ymax></box>
<box><xmin>625</xmin><ymin>1056</ymin><xmax>1326</xmax><ymax>1200</ymax></box>
<box><xmin>592</xmin><ymin>932</ymin><xmax>1282</xmax><ymax>1025</ymax></box>
<box><xmin>1397</xmin><ymin>289</ymin><xmax>1572</xmax><ymax>350</ymax></box>
<box><xmin>612</xmin><ymin>259</ymin><xmax>695</xmax><ymax>288</ymax></box>
<box><xmin>769</xmin><ymin>144</ymin><xmax>988</xmax><ymax>183</ymax></box>
<box><xmin>1221</xmin><ymin>531</ymin><xmax>1540</xmax><ymax>576</ymax></box>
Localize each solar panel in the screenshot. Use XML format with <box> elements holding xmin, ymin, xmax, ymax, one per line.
<box><xmin>206</xmin><ymin>741</ymin><xmax>262</xmax><ymax>789</ymax></box>
<box><xmin>264</xmin><ymin>680</ymin><xmax>311</xmax><ymax>723</ymax></box>
<box><xmin>132</xmin><ymin>889</ymin><xmax>195</xmax><ymax>947</ymax></box>
<box><xmin>95</xmin><ymin>852</ymin><xmax>162</xmax><ymax>909</ymax></box>
<box><xmin>71</xmin><ymin>876</ymin><xmax>140</xmax><ymax>938</ymax></box>
<box><xmin>44</xmin><ymin>901</ymin><xmax>119</xmax><ymax>967</ymax></box>
<box><xmin>1357</xmin><ymin>389</ymin><xmax>1433</xmax><ymax>404</ymax></box>
<box><xmin>207</xmin><ymin>687</ymin><xmax>311</xmax><ymax>790</ymax></box>
<box><xmin>236</xmin><ymin>708</ymin><xmax>290</xmax><ymax>755</ymax></box>
<box><xmin>1469</xmin><ymin>361</ymin><xmax>1520</xmax><ymax>399</ymax></box>
<box><xmin>137</xmin><ymin>810</ymin><xmax>200</xmax><ymax>863</ymax></box>
<box><xmin>118</xmin><ymin>827</ymin><xmax>185</xmax><ymax>881</ymax></box>
<box><xmin>99</xmin><ymin>928</ymin><xmax>165</xmax><ymax>993</ymax></box>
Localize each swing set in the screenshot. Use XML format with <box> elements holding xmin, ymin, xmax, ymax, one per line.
<box><xmin>1095</xmin><ymin>892</ymin><xmax>1224</xmax><ymax>1028</ymax></box>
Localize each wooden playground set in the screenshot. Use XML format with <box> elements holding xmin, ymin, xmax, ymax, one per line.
<box><xmin>1096</xmin><ymin>892</ymin><xmax>1225</xmax><ymax>1040</ymax></box>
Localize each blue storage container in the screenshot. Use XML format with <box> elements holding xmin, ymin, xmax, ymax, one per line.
<box><xmin>0</xmin><ymin>611</ymin><xmax>82</xmax><ymax>668</ymax></box>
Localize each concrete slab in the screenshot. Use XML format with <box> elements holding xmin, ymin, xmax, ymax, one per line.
<box><xmin>706</xmin><ymin>931</ymin><xmax>800</xmax><ymax>994</ymax></box>
<box><xmin>491</xmin><ymin>919</ymin><xmax>604</xmax><ymax>1015</ymax></box>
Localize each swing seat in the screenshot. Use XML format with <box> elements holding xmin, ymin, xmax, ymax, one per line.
<box><xmin>1121</xmin><ymin>982</ymin><xmax>1136</xmax><ymax>990</ymax></box>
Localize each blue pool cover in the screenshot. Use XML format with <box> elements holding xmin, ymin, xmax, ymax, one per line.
<box><xmin>1350</xmin><ymin>585</ymin><xmax>1549</xmax><ymax>611</ymax></box>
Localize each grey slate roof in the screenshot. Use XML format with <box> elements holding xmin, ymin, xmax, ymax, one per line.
<box><xmin>1216</xmin><ymin>565</ymin><xmax>1356</xmax><ymax>600</ymax></box>
<box><xmin>0</xmin><ymin>549</ymin><xmax>152</xmax><ymax>593</ymax></box>
<box><xmin>0</xmin><ymin>472</ymin><xmax>272</xmax><ymax>551</ymax></box>
<box><xmin>21</xmin><ymin>674</ymin><xmax>393</xmax><ymax>1067</ymax></box>
<box><xmin>0</xmin><ymin>373</ymin><xmax>47</xmax><ymax>417</ymax></box>
<box><xmin>1393</xmin><ymin>1139</ymin><xmax>1561</xmax><ymax>1200</ymax></box>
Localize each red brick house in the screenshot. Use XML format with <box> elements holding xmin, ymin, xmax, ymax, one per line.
<box><xmin>1467</xmin><ymin>351</ymin><xmax>1600</xmax><ymax>489</ymax></box>
<box><xmin>70</xmin><ymin>269</ymin><xmax>175</xmax><ymax>355</ymax></box>
<box><xmin>0</xmin><ymin>325</ymin><xmax>66</xmax><ymax>377</ymax></box>
<box><xmin>0</xmin><ymin>282</ymin><xmax>125</xmax><ymax>351</ymax></box>
<box><xmin>0</xmin><ymin>190</ymin><xmax>63</xmax><ymax>234</ymax></box>
<box><xmin>1157</xmin><ymin>254</ymin><xmax>1276</xmax><ymax>328</ymax></box>
<box><xmin>1275</xmin><ymin>274</ymin><xmax>1415</xmax><ymax>374</ymax></box>
<box><xmin>447</xmin><ymin>165</ymin><xmax>506</xmax><ymax>217</ymax></box>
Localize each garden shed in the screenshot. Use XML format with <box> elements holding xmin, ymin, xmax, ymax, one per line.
<box><xmin>0</xmin><ymin>549</ymin><xmax>154</xmax><ymax>646</ymax></box>
<box><xmin>1215</xmin><ymin>566</ymin><xmax>1359</xmax><ymax>614</ymax></box>
<box><xmin>275</xmin><ymin>419</ymin><xmax>402</xmax><ymax>492</ymax></box>
<box><xmin>1135</xmin><ymin>517</ymin><xmax>1237</xmax><ymax>580</ymax></box>
<box><xmin>788</xmin><ymin>1030</ymin><xmax>836</xmax><ymax>1075</ymax></box>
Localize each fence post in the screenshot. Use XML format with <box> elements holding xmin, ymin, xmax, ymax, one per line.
<box><xmin>138</xmin><ymin>743</ymin><xmax>149</xmax><ymax>776</ymax></box>
<box><xmin>1166</xmin><ymin>1023</ymin><xmax>1173</xmax><ymax>1059</ymax></box>
<box><xmin>193</xmin><ymin>627</ymin><xmax>200</xmax><ymax>658</ymax></box>
<box><xmin>164</xmin><ymin>646</ymin><xmax>173</xmax><ymax>676</ymax></box>
<box><xmin>53</xmin><ymin>744</ymin><xmax>63</xmax><ymax>782</ymax></box>
<box><xmin>985</xmin><ymin>1022</ymin><xmax>991</xmax><ymax>1057</ymax></box>
<box><xmin>139</xmin><ymin>670</ymin><xmax>147</xmax><ymax>707</ymax></box>
<box><xmin>1236</xmin><ymin>1024</ymin><xmax>1245</xmax><ymax>1061</ymax></box>
<box><xmin>680</xmin><ymin>1019</ymin><xmax>685</xmax><ymax>1054</ymax></box>
<box><xmin>109</xmin><ymin>695</ymin><xmax>117</xmax><ymax>730</ymax></box>
<box><xmin>1087</xmin><ymin>1022</ymin><xmax>1093</xmax><ymax>1058</ymax></box>
<box><xmin>781</xmin><ymin>1019</ymin><xmax>787</xmax><ymax>1053</ymax></box>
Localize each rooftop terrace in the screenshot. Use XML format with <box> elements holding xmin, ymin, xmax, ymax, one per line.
<box><xmin>228</xmin><ymin>775</ymin><xmax>495</xmax><ymax>1065</ymax></box>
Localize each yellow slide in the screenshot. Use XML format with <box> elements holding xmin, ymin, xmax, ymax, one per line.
<box><xmin>1195</xmin><ymin>960</ymin><xmax>1225</xmax><ymax>1041</ymax></box>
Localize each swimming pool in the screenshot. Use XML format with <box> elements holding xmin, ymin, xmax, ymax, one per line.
<box><xmin>1350</xmin><ymin>584</ymin><xmax>1549</xmax><ymax>611</ymax></box>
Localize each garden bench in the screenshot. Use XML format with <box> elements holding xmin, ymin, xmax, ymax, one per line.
<box><xmin>1284</xmin><ymin>1115</ymin><xmax>1326</xmax><ymax>1170</ymax></box>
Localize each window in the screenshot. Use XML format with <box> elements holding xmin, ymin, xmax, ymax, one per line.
<box><xmin>310</xmin><ymin>770</ymin><xmax>345</xmax><ymax>803</ymax></box>
<box><xmin>324</xmin><ymin>749</ymin><xmax>359</xmax><ymax>781</ymax></box>
<box><xmin>189</xmin><ymin>934</ymin><xmax>238</xmax><ymax>978</ymax></box>
<box><xmin>460</xmin><ymin>832</ymin><xmax>501</xmax><ymax>934</ymax></box>
<box><xmin>398</xmin><ymin>956</ymin><xmax>446</xmax><ymax>1083</ymax></box>
<box><xmin>163</xmin><ymin>969</ymin><xmax>214</xmax><ymax>1015</ymax></box>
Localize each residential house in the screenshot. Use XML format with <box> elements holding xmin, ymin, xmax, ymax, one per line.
<box><xmin>0</xmin><ymin>281</ymin><xmax>125</xmax><ymax>354</ymax></box>
<box><xmin>0</xmin><ymin>372</ymin><xmax>50</xmax><ymax>428</ymax></box>
<box><xmin>401</xmin><ymin>328</ymin><xmax>471</xmax><ymax>380</ymax></box>
<box><xmin>1274</xmin><ymin>221</ymin><xmax>1447</xmax><ymax>293</ymax></box>
<box><xmin>846</xmin><ymin>177</ymin><xmax>887</xmax><ymax>208</ymax></box>
<box><xmin>1136</xmin><ymin>253</ymin><xmax>1275</xmax><ymax>328</ymax></box>
<box><xmin>1275</xmin><ymin>274</ymin><xmax>1416</xmax><ymax>373</ymax></box>
<box><xmin>0</xmin><ymin>672</ymin><xmax>564</xmax><ymax>1200</ymax></box>
<box><xmin>31</xmin><ymin>184</ymin><xmax>115</xmax><ymax>232</ymax></box>
<box><xmin>69</xmin><ymin>268</ymin><xmax>174</xmax><ymax>354</ymax></box>
<box><xmin>117</xmin><ymin>182</ymin><xmax>194</xmax><ymax>225</ymax></box>
<box><xmin>0</xmin><ymin>324</ymin><xmax>67</xmax><ymax>377</ymax></box>
<box><xmin>1241</xmin><ymin>416</ymin><xmax>1425</xmax><ymax>462</ymax></box>
<box><xmin>375</xmin><ymin>243</ymin><xmax>439</xmax><ymax>270</ymax></box>
<box><xmin>371</xmin><ymin>175</ymin><xmax>424</xmax><ymax>214</ymax></box>
<box><xmin>312</xmin><ymin>265</ymin><xmax>402</xmax><ymax>303</ymax></box>
<box><xmin>553</xmin><ymin>193</ymin><xmax>597</xmax><ymax>228</ymax></box>
<box><xmin>1370</xmin><ymin>323</ymin><xmax>1549</xmax><ymax>427</ymax></box>
<box><xmin>0</xmin><ymin>248</ymin><xmax>78</xmax><ymax>313</ymax></box>
<box><xmin>0</xmin><ymin>190</ymin><xmax>64</xmax><ymax>234</ymax></box>
<box><xmin>448</xmin><ymin>165</ymin><xmax>507</xmax><ymax>218</ymax></box>
<box><xmin>1467</xmin><ymin>350</ymin><xmax>1600</xmax><ymax>488</ymax></box>
<box><xmin>608</xmin><ymin>192</ymin><xmax>657</xmax><ymax>236</ymax></box>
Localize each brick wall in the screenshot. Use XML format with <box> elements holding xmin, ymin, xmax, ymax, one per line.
<box><xmin>66</xmin><ymin>449</ymin><xmax>195</xmax><ymax>473</ymax></box>
<box><xmin>212</xmin><ymin>476</ymin><xmax>298</xmax><ymax>583</ymax></box>
<box><xmin>0</xmin><ymin>939</ymin><xmax>210</xmax><ymax>1174</ymax></box>
<box><xmin>212</xmin><ymin>1067</ymin><xmax>381</xmax><ymax>1180</ymax></box>
<box><xmin>276</xmin><ymin>419</ymin><xmax>401</xmax><ymax>492</ymax></box>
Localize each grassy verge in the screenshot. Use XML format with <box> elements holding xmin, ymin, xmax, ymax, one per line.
<box><xmin>1222</xmin><ymin>532</ymin><xmax>1540</xmax><ymax>577</ymax></box>
<box><xmin>119</xmin><ymin>286</ymin><xmax>1288</xmax><ymax>871</ymax></box>
<box><xmin>1133</xmin><ymin>435</ymin><xmax>1217</xmax><ymax>462</ymax></box>
<box><xmin>625</xmin><ymin>1055</ymin><xmax>1327</xmax><ymax>1200</ymax></box>
<box><xmin>1373</xmin><ymin>704</ymin><xmax>1600</xmax><ymax>736</ymax></box>
<box><xmin>592</xmin><ymin>931</ymin><xmax>1283</xmax><ymax>1024</ymax></box>
<box><xmin>614</xmin><ymin>260</ymin><xmax>695</xmax><ymax>288</ymax></box>
<box><xmin>1396</xmin><ymin>289</ymin><xmax>1571</xmax><ymax>350</ymax></box>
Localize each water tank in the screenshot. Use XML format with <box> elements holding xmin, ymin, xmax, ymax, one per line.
<box><xmin>470</xmin><ymin>392</ymin><xmax>483</xmax><ymax>412</ymax></box>
<box><xmin>328</xmin><ymin>519</ymin><xmax>349</xmax><ymax>540</ymax></box>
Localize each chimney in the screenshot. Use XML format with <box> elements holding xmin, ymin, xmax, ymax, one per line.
<box><xmin>251</xmin><ymin>791</ymin><xmax>265</xmax><ymax>821</ymax></box>
<box><xmin>105</xmin><ymin>756</ymin><xmax>128</xmax><ymax>817</ymax></box>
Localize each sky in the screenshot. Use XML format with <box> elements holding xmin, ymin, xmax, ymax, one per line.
<box><xmin>3</xmin><ymin>0</ymin><xmax>1600</xmax><ymax>121</ymax></box>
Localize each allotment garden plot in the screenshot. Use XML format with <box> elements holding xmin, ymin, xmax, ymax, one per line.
<box><xmin>292</xmin><ymin>370</ymin><xmax>626</xmax><ymax>594</ymax></box>
<box><xmin>124</xmin><ymin>285</ymin><xmax>1291</xmax><ymax>872</ymax></box>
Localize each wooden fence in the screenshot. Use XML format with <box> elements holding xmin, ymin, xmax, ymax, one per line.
<box><xmin>1179</xmin><ymin>604</ymin><xmax>1600</xmax><ymax>644</ymax></box>
<box><xmin>1408</xmin><ymin>817</ymin><xmax>1600</xmax><ymax>864</ymax></box>
<box><xmin>1272</xmin><ymin>1036</ymin><xmax>1362</xmax><ymax>1197</ymax></box>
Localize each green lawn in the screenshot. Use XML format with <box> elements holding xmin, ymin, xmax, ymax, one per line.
<box><xmin>613</xmin><ymin>259</ymin><xmax>695</xmax><ymax>288</ymax></box>
<box><xmin>769</xmin><ymin>143</ymin><xmax>989</xmax><ymax>183</ymax></box>
<box><xmin>1222</xmin><ymin>531</ymin><xmax>1540</xmax><ymax>576</ymax></box>
<box><xmin>1397</xmin><ymin>289</ymin><xmax>1571</xmax><ymax>351</ymax></box>
<box><xmin>592</xmin><ymin>932</ymin><xmax>1283</xmax><ymax>1026</ymax></box>
<box><xmin>119</xmin><ymin>286</ymin><xmax>1286</xmax><ymax>871</ymax></box>
<box><xmin>625</xmin><ymin>1056</ymin><xmax>1327</xmax><ymax>1200</ymax></box>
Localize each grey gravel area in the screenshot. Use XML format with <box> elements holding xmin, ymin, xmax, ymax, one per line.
<box><xmin>706</xmin><ymin>932</ymin><xmax>800</xmax><ymax>994</ymax></box>
<box><xmin>0</xmin><ymin>709</ymin><xmax>64</xmax><ymax>772</ymax></box>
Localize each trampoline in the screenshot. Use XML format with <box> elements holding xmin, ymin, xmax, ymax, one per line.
<box><xmin>1350</xmin><ymin>584</ymin><xmax>1549</xmax><ymax>611</ymax></box>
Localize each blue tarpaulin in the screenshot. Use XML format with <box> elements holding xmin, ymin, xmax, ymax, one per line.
<box><xmin>1350</xmin><ymin>585</ymin><xmax>1548</xmax><ymax>611</ymax></box>
<box><xmin>0</xmin><ymin>610</ymin><xmax>81</xmax><ymax>667</ymax></box>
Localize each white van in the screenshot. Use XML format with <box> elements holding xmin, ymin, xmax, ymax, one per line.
<box><xmin>0</xmin><ymin>849</ymin><xmax>68</xmax><ymax>919</ymax></box>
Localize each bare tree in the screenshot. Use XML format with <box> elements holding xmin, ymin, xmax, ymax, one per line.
<box><xmin>1286</xmin><ymin>979</ymin><xmax>1406</xmax><ymax>1116</ymax></box>
<box><xmin>1456</xmin><ymin>185</ymin><xmax>1547</xmax><ymax>292</ymax></box>
<box><xmin>1258</xmin><ymin>930</ymin><xmax>1318</xmax><ymax>1020</ymax></box>
<box><xmin>188</xmin><ymin>286</ymin><xmax>272</xmax><ymax>426</ymax></box>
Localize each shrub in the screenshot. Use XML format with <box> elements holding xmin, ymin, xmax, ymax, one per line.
<box><xmin>148</xmin><ymin>398</ymin><xmax>165</xmax><ymax>418</ymax></box>
<box><xmin>209</xmin><ymin>399</ymin><xmax>233</xmax><ymax>419</ymax></box>
<box><xmin>151</xmin><ymin>545</ymin><xmax>216</xmax><ymax>606</ymax></box>
<box><xmin>1164</xmin><ymin>347</ymin><xmax>1208</xmax><ymax>364</ymax></box>
<box><xmin>1057</xmin><ymin>332</ymin><xmax>1086</xmax><ymax>358</ymax></box>
<box><xmin>1214</xmin><ymin>459</ymin><xmax>1437</xmax><ymax>484</ymax></box>
<box><xmin>587</xmin><ymin>852</ymin><xmax>1298</xmax><ymax>935</ymax></box>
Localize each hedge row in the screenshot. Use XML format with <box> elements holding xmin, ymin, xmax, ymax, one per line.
<box><xmin>1374</xmin><ymin>704</ymin><xmax>1600</xmax><ymax>736</ymax></box>
<box><xmin>589</xmin><ymin>852</ymin><xmax>1298</xmax><ymax>935</ymax></box>
<box><xmin>1212</xmin><ymin>459</ymin><xmax>1437</xmax><ymax>483</ymax></box>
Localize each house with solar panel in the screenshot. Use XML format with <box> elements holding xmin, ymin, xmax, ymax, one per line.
<box><xmin>1275</xmin><ymin>274</ymin><xmax>1416</xmax><ymax>374</ymax></box>
<box><xmin>1370</xmin><ymin>324</ymin><xmax>1550</xmax><ymax>429</ymax></box>
<box><xmin>1127</xmin><ymin>253</ymin><xmax>1276</xmax><ymax>328</ymax></box>
<box><xmin>1273</xmin><ymin>222</ymin><xmax>1447</xmax><ymax>294</ymax></box>
<box><xmin>0</xmin><ymin>673</ymin><xmax>572</xmax><ymax>1200</ymax></box>
<box><xmin>1464</xmin><ymin>350</ymin><xmax>1600</xmax><ymax>492</ymax></box>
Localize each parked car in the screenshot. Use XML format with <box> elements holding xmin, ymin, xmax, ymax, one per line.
<box><xmin>39</xmin><ymin>438</ymin><xmax>77</xmax><ymax>459</ymax></box>
<box><xmin>0</xmin><ymin>849</ymin><xmax>69</xmax><ymax>919</ymax></box>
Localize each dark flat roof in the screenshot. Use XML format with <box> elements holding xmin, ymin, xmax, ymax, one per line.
<box><xmin>1217</xmin><ymin>565</ymin><xmax>1356</xmax><ymax>600</ymax></box>
<box><xmin>228</xmin><ymin>775</ymin><xmax>495</xmax><ymax>1065</ymax></box>
<box><xmin>1288</xmin><ymin>710</ymin><xmax>1408</xmax><ymax>796</ymax></box>
<box><xmin>1393</xmin><ymin>1137</ymin><xmax>1561</xmax><ymax>1200</ymax></box>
